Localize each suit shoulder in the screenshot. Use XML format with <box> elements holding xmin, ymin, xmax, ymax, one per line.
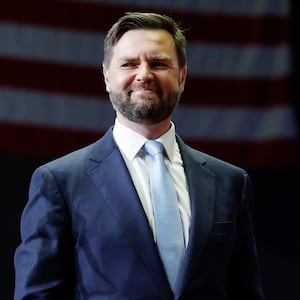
<box><xmin>39</xmin><ymin>128</ymin><xmax>115</xmax><ymax>172</ymax></box>
<box><xmin>45</xmin><ymin>142</ymin><xmax>96</xmax><ymax>170</ymax></box>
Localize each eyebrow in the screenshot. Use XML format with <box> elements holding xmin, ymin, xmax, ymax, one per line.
<box><xmin>119</xmin><ymin>54</ymin><xmax>172</xmax><ymax>62</ymax></box>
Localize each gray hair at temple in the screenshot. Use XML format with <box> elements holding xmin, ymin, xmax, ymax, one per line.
<box><xmin>103</xmin><ymin>12</ymin><xmax>187</xmax><ymax>70</ymax></box>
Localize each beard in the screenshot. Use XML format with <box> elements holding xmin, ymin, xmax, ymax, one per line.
<box><xmin>109</xmin><ymin>83</ymin><xmax>181</xmax><ymax>125</ymax></box>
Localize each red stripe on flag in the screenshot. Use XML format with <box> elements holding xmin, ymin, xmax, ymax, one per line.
<box><xmin>0</xmin><ymin>121</ymin><xmax>101</xmax><ymax>159</ymax></box>
<box><xmin>0</xmin><ymin>55</ymin><xmax>289</xmax><ymax>107</ymax></box>
<box><xmin>184</xmin><ymin>76</ymin><xmax>289</xmax><ymax>107</ymax></box>
<box><xmin>0</xmin><ymin>2</ymin><xmax>289</xmax><ymax>45</ymax></box>
<box><xmin>0</xmin><ymin>55</ymin><xmax>103</xmax><ymax>98</ymax></box>
<box><xmin>0</xmin><ymin>121</ymin><xmax>298</xmax><ymax>169</ymax></box>
<box><xmin>185</xmin><ymin>138</ymin><xmax>300</xmax><ymax>169</ymax></box>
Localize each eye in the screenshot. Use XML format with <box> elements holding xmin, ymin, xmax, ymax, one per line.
<box><xmin>121</xmin><ymin>62</ymin><xmax>138</xmax><ymax>68</ymax></box>
<box><xmin>151</xmin><ymin>61</ymin><xmax>170</xmax><ymax>69</ymax></box>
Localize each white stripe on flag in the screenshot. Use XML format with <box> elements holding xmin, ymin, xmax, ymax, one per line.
<box><xmin>0</xmin><ymin>88</ymin><xmax>114</xmax><ymax>132</ymax></box>
<box><xmin>187</xmin><ymin>43</ymin><xmax>290</xmax><ymax>78</ymax></box>
<box><xmin>0</xmin><ymin>88</ymin><xmax>297</xmax><ymax>141</ymax></box>
<box><xmin>0</xmin><ymin>23</ymin><xmax>290</xmax><ymax>78</ymax></box>
<box><xmin>0</xmin><ymin>23</ymin><xmax>103</xmax><ymax>66</ymax></box>
<box><xmin>173</xmin><ymin>104</ymin><xmax>298</xmax><ymax>140</ymax></box>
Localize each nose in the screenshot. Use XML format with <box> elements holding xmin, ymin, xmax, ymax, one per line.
<box><xmin>136</xmin><ymin>63</ymin><xmax>154</xmax><ymax>82</ymax></box>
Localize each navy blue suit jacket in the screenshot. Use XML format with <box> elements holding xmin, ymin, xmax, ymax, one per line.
<box><xmin>14</xmin><ymin>128</ymin><xmax>264</xmax><ymax>299</ymax></box>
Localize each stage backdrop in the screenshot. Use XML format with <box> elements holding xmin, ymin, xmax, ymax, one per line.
<box><xmin>0</xmin><ymin>0</ymin><xmax>299</xmax><ymax>168</ymax></box>
<box><xmin>1</xmin><ymin>1</ymin><xmax>299</xmax><ymax>299</ymax></box>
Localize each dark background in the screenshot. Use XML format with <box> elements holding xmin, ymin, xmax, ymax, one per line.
<box><xmin>1</xmin><ymin>1</ymin><xmax>300</xmax><ymax>299</ymax></box>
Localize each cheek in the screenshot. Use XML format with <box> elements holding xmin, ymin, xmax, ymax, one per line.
<box><xmin>108</xmin><ymin>73</ymin><xmax>133</xmax><ymax>92</ymax></box>
<box><xmin>160</xmin><ymin>77</ymin><xmax>181</xmax><ymax>92</ymax></box>
<box><xmin>157</xmin><ymin>71</ymin><xmax>182</xmax><ymax>89</ymax></box>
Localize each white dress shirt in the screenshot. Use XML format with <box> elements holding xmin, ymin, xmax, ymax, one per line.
<box><xmin>113</xmin><ymin>119</ymin><xmax>191</xmax><ymax>247</ymax></box>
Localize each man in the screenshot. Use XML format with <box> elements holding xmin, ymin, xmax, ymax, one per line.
<box><xmin>14</xmin><ymin>12</ymin><xmax>265</xmax><ymax>299</ymax></box>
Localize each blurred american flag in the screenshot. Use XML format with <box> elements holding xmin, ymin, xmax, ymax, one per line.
<box><xmin>0</xmin><ymin>0</ymin><xmax>298</xmax><ymax>168</ymax></box>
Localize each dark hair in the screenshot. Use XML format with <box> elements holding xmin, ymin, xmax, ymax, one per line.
<box><xmin>103</xmin><ymin>12</ymin><xmax>186</xmax><ymax>69</ymax></box>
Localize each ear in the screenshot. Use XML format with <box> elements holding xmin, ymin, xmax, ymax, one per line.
<box><xmin>179</xmin><ymin>65</ymin><xmax>187</xmax><ymax>93</ymax></box>
<box><xmin>102</xmin><ymin>64</ymin><xmax>110</xmax><ymax>93</ymax></box>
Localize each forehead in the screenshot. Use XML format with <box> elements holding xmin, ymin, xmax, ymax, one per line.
<box><xmin>112</xmin><ymin>29</ymin><xmax>177</xmax><ymax>60</ymax></box>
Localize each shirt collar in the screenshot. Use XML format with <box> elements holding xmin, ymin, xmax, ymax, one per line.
<box><xmin>113</xmin><ymin>118</ymin><xmax>176</xmax><ymax>162</ymax></box>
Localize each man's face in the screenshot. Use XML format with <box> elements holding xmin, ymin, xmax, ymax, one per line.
<box><xmin>103</xmin><ymin>29</ymin><xmax>187</xmax><ymax>125</ymax></box>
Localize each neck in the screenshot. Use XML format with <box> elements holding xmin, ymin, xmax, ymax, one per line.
<box><xmin>116</xmin><ymin>113</ymin><xmax>172</xmax><ymax>139</ymax></box>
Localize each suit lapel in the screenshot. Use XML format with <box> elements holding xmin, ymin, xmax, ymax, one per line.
<box><xmin>175</xmin><ymin>136</ymin><xmax>216</xmax><ymax>295</ymax></box>
<box><xmin>86</xmin><ymin>129</ymin><xmax>170</xmax><ymax>292</ymax></box>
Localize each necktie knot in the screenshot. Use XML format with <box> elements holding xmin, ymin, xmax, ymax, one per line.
<box><xmin>144</xmin><ymin>140</ymin><xmax>164</xmax><ymax>157</ymax></box>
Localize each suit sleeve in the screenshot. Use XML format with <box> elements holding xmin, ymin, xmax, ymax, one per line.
<box><xmin>228</xmin><ymin>172</ymin><xmax>265</xmax><ymax>300</ymax></box>
<box><xmin>14</xmin><ymin>166</ymin><xmax>75</xmax><ymax>300</ymax></box>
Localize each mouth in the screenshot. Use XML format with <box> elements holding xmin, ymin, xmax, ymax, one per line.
<box><xmin>130</xmin><ymin>83</ymin><xmax>159</xmax><ymax>93</ymax></box>
<box><xmin>130</xmin><ymin>85</ymin><xmax>160</xmax><ymax>98</ymax></box>
<box><xmin>132</xmin><ymin>88</ymin><xmax>157</xmax><ymax>95</ymax></box>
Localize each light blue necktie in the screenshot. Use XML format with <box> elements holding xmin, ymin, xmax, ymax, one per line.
<box><xmin>144</xmin><ymin>140</ymin><xmax>185</xmax><ymax>291</ymax></box>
